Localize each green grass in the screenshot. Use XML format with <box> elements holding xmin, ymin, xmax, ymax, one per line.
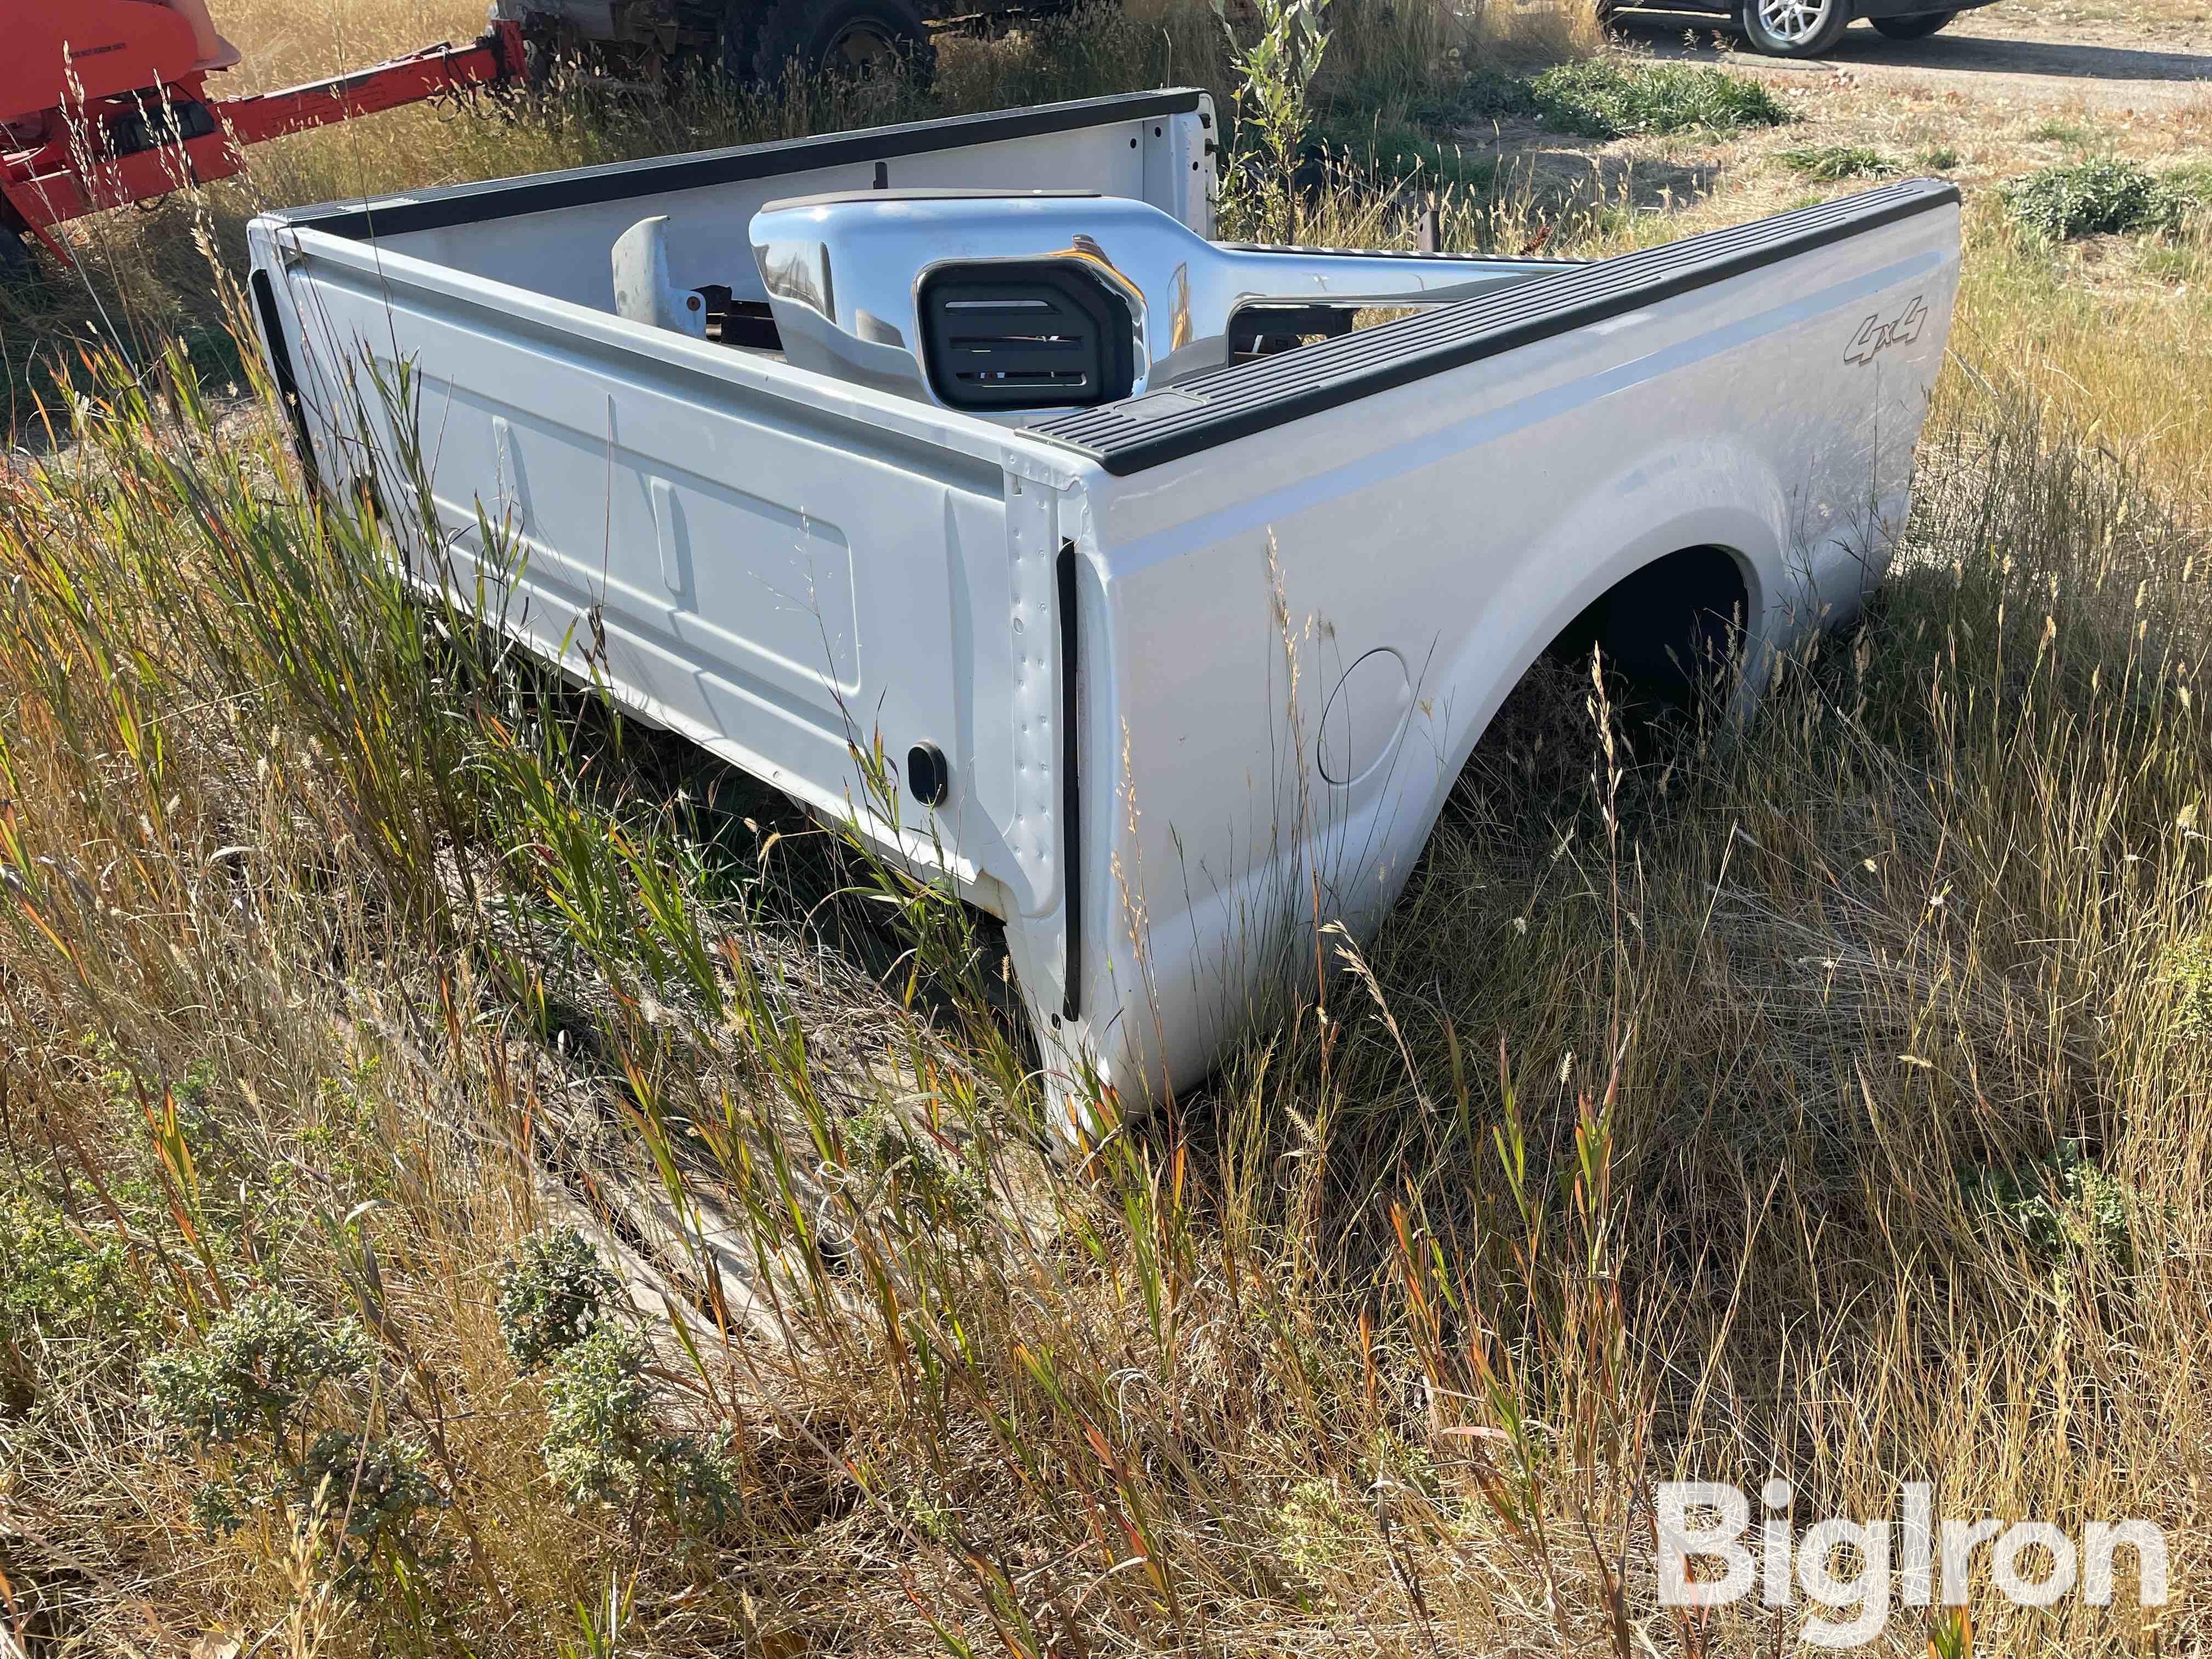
<box><xmin>2140</xmin><ymin>236</ymin><xmax>2212</xmax><ymax>285</ymax></box>
<box><xmin>1322</xmin><ymin>55</ymin><xmax>1792</xmax><ymax>151</ymax></box>
<box><xmin>1777</xmin><ymin>143</ymin><xmax>1902</xmax><ymax>182</ymax></box>
<box><xmin>2028</xmin><ymin>116</ymin><xmax>2106</xmax><ymax>148</ymax></box>
<box><xmin>1308</xmin><ymin>106</ymin><xmax>1499</xmax><ymax>189</ymax></box>
<box><xmin>1527</xmin><ymin>57</ymin><xmax>1793</xmax><ymax>140</ymax></box>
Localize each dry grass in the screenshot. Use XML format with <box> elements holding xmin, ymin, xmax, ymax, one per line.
<box><xmin>4</xmin><ymin>3</ymin><xmax>2212</xmax><ymax>1656</ymax></box>
<box><xmin>215</xmin><ymin>0</ymin><xmax>492</xmax><ymax>92</ymax></box>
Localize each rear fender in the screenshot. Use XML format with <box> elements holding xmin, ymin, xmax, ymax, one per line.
<box><xmin>1067</xmin><ymin>440</ymin><xmax>1805</xmax><ymax>1110</ymax></box>
<box><xmin>1420</xmin><ymin>459</ymin><xmax>1790</xmax><ymax>811</ymax></box>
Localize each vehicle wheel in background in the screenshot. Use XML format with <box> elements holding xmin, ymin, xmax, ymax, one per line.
<box><xmin>1736</xmin><ymin>0</ymin><xmax>1850</xmax><ymax>55</ymax></box>
<box><xmin>751</xmin><ymin>0</ymin><xmax>936</xmax><ymax>87</ymax></box>
<box><xmin>1869</xmin><ymin>10</ymin><xmax>1959</xmax><ymax>37</ymax></box>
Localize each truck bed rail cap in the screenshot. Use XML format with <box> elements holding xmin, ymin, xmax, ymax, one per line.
<box><xmin>761</xmin><ymin>188</ymin><xmax>1103</xmax><ymax>211</ymax></box>
<box><xmin>259</xmin><ymin>89</ymin><xmax>1207</xmax><ymax>241</ymax></box>
<box><xmin>1035</xmin><ymin>177</ymin><xmax>1960</xmax><ymax>476</ymax></box>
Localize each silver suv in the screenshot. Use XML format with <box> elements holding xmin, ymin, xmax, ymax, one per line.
<box><xmin>1600</xmin><ymin>0</ymin><xmax>1999</xmax><ymax>58</ymax></box>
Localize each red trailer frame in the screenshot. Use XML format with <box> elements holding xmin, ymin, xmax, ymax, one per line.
<box><xmin>2</xmin><ymin>8</ymin><xmax>522</xmax><ymax>262</ymax></box>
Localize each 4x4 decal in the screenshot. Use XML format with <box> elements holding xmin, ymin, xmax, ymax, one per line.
<box><xmin>1845</xmin><ymin>294</ymin><xmax>1929</xmax><ymax>366</ymax></box>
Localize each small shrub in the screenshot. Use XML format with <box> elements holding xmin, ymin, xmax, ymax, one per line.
<box><xmin>0</xmin><ymin>1193</ymin><xmax>139</xmax><ymax>1347</ymax></box>
<box><xmin>1529</xmin><ymin>59</ymin><xmax>1792</xmax><ymax>140</ymax></box>
<box><xmin>2003</xmin><ymin>159</ymin><xmax>2154</xmax><ymax>239</ymax></box>
<box><xmin>2002</xmin><ymin>159</ymin><xmax>2205</xmax><ymax>241</ymax></box>
<box><xmin>540</xmin><ymin>1329</ymin><xmax>740</xmax><ymax>1534</ymax></box>
<box><xmin>1277</xmin><ymin>1479</ymin><xmax>1363</xmax><ymax>1578</ymax></box>
<box><xmin>847</xmin><ymin>1102</ymin><xmax>989</xmax><ymax>1224</ymax></box>
<box><xmin>496</xmin><ymin>1226</ymin><xmax>620</xmax><ymax>1372</ymax></box>
<box><xmin>188</xmin><ymin>1474</ymin><xmax>254</xmax><ymax>1539</ymax></box>
<box><xmin>2028</xmin><ymin>117</ymin><xmax>2102</xmax><ymax>147</ymax></box>
<box><xmin>2160</xmin><ymin>934</ymin><xmax>2212</xmax><ymax>1038</ymax></box>
<box><xmin>142</xmin><ymin>1292</ymin><xmax>433</xmax><ymax>1583</ymax></box>
<box><xmin>1917</xmin><ymin>145</ymin><xmax>1960</xmax><ymax>172</ymax></box>
<box><xmin>1778</xmin><ymin>144</ymin><xmax>1901</xmax><ymax>183</ymax></box>
<box><xmin>1457</xmin><ymin>65</ymin><xmax>1541</xmax><ymax>121</ymax></box>
<box><xmin>143</xmin><ymin>1290</ymin><xmax>370</xmax><ymax>1447</ymax></box>
<box><xmin>1960</xmin><ymin>1141</ymin><xmax>2133</xmax><ymax>1268</ymax></box>
<box><xmin>289</xmin><ymin>1429</ymin><xmax>443</xmax><ymax>1557</ymax></box>
<box><xmin>1215</xmin><ymin>0</ymin><xmax>1333</xmax><ymax>241</ymax></box>
<box><xmin>2158</xmin><ymin>163</ymin><xmax>2212</xmax><ymax>233</ymax></box>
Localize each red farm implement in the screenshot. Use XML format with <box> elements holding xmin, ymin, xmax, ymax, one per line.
<box><xmin>2</xmin><ymin>0</ymin><xmax>522</xmax><ymax>274</ymax></box>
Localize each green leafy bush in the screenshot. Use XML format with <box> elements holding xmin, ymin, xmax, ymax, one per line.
<box><xmin>142</xmin><ymin>1291</ymin><xmax>437</xmax><ymax>1583</ymax></box>
<box><xmin>1457</xmin><ymin>65</ymin><xmax>1541</xmax><ymax>122</ymax></box>
<box><xmin>1276</xmin><ymin>1479</ymin><xmax>1363</xmax><ymax>1577</ymax></box>
<box><xmin>2162</xmin><ymin>162</ymin><xmax>2212</xmax><ymax>232</ymax></box>
<box><xmin>1</xmin><ymin>1193</ymin><xmax>139</xmax><ymax>1346</ymax></box>
<box><xmin>289</xmin><ymin>1430</ymin><xmax>442</xmax><ymax>1554</ymax></box>
<box><xmin>1214</xmin><ymin>0</ymin><xmax>1333</xmax><ymax>241</ymax></box>
<box><xmin>143</xmin><ymin>1290</ymin><xmax>370</xmax><ymax>1446</ymax></box>
<box><xmin>1529</xmin><ymin>59</ymin><xmax>1792</xmax><ymax>140</ymax></box>
<box><xmin>540</xmin><ymin>1328</ymin><xmax>739</xmax><ymax>1534</ymax></box>
<box><xmin>2002</xmin><ymin>159</ymin><xmax>2208</xmax><ymax>241</ymax></box>
<box><xmin>496</xmin><ymin>1226</ymin><xmax>620</xmax><ymax>1372</ymax></box>
<box><xmin>2163</xmin><ymin>933</ymin><xmax>2212</xmax><ymax>1037</ymax></box>
<box><xmin>1960</xmin><ymin>1141</ymin><xmax>2133</xmax><ymax>1268</ymax></box>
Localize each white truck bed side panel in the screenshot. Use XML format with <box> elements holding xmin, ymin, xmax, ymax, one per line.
<box><xmin>1053</xmin><ymin>194</ymin><xmax>1960</xmax><ymax>1093</ymax></box>
<box><xmin>258</xmin><ymin>229</ymin><xmax>1090</xmax><ymax>929</ymax></box>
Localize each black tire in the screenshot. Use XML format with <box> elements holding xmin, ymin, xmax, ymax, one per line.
<box><xmin>1737</xmin><ymin>0</ymin><xmax>1850</xmax><ymax>56</ymax></box>
<box><xmin>1869</xmin><ymin>9</ymin><xmax>1957</xmax><ymax>37</ymax></box>
<box><xmin>751</xmin><ymin>0</ymin><xmax>936</xmax><ymax>87</ymax></box>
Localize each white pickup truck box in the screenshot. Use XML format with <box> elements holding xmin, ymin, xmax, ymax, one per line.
<box><xmin>247</xmin><ymin>89</ymin><xmax>1960</xmax><ymax>1121</ymax></box>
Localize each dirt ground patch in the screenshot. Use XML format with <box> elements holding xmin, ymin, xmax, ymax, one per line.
<box><xmin>1453</xmin><ymin>5</ymin><xmax>2210</xmax><ymax>242</ymax></box>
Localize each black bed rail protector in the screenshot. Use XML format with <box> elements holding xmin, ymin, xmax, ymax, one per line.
<box><xmin>1218</xmin><ymin>239</ymin><xmax>1584</xmax><ymax>268</ymax></box>
<box><xmin>1036</xmin><ymin>178</ymin><xmax>1959</xmax><ymax>477</ymax></box>
<box><xmin>267</xmin><ymin>88</ymin><xmax>1207</xmax><ymax>242</ymax></box>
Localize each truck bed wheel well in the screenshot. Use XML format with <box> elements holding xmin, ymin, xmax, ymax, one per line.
<box><xmin>1543</xmin><ymin>544</ymin><xmax>1750</xmax><ymax>709</ymax></box>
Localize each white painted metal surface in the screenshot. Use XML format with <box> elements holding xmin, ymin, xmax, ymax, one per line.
<box><xmin>1068</xmin><ymin>208</ymin><xmax>1959</xmax><ymax>1098</ymax></box>
<box><xmin>248</xmin><ymin>97</ymin><xmax>1960</xmax><ymax>1126</ymax></box>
